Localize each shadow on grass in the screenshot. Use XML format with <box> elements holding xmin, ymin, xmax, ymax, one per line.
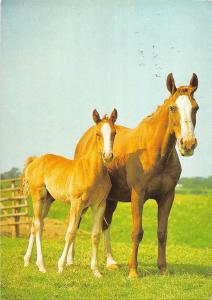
<box><xmin>115</xmin><ymin>263</ymin><xmax>212</xmax><ymax>278</ymax></box>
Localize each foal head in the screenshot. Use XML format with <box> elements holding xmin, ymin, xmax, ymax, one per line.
<box><xmin>166</xmin><ymin>73</ymin><xmax>199</xmax><ymax>156</ymax></box>
<box><xmin>93</xmin><ymin>109</ymin><xmax>117</xmax><ymax>163</ymax></box>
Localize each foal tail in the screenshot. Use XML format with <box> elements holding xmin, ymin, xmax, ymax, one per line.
<box><xmin>21</xmin><ymin>156</ymin><xmax>37</xmax><ymax>197</ymax></box>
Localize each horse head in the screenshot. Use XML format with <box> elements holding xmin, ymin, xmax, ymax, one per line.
<box><xmin>166</xmin><ymin>73</ymin><xmax>199</xmax><ymax>156</ymax></box>
<box><xmin>93</xmin><ymin>108</ymin><xmax>117</xmax><ymax>163</ymax></box>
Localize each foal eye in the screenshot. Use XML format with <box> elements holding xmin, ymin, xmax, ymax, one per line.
<box><xmin>169</xmin><ymin>105</ymin><xmax>177</xmax><ymax>113</ymax></box>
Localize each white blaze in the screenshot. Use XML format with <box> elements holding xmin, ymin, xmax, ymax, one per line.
<box><xmin>176</xmin><ymin>95</ymin><xmax>194</xmax><ymax>139</ymax></box>
<box><xmin>101</xmin><ymin>123</ymin><xmax>112</xmax><ymax>156</ymax></box>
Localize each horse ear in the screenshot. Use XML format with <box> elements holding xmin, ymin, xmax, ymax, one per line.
<box><xmin>110</xmin><ymin>108</ymin><xmax>118</xmax><ymax>124</ymax></box>
<box><xmin>190</xmin><ymin>73</ymin><xmax>198</xmax><ymax>93</ymax></box>
<box><xmin>93</xmin><ymin>109</ymin><xmax>101</xmax><ymax>124</ymax></box>
<box><xmin>166</xmin><ymin>73</ymin><xmax>177</xmax><ymax>95</ymax></box>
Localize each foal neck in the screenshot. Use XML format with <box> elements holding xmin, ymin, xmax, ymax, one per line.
<box><xmin>88</xmin><ymin>144</ymin><xmax>107</xmax><ymax>176</ymax></box>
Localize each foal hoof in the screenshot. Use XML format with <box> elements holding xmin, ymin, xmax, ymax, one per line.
<box><xmin>38</xmin><ymin>266</ymin><xmax>46</xmax><ymax>273</ymax></box>
<box><xmin>128</xmin><ymin>269</ymin><xmax>138</xmax><ymax>279</ymax></box>
<box><xmin>24</xmin><ymin>255</ymin><xmax>30</xmax><ymax>267</ymax></box>
<box><xmin>66</xmin><ymin>260</ymin><xmax>74</xmax><ymax>267</ymax></box>
<box><xmin>93</xmin><ymin>270</ymin><xmax>102</xmax><ymax>278</ymax></box>
<box><xmin>24</xmin><ymin>260</ymin><xmax>29</xmax><ymax>267</ymax></box>
<box><xmin>58</xmin><ymin>266</ymin><xmax>64</xmax><ymax>273</ymax></box>
<box><xmin>106</xmin><ymin>263</ymin><xmax>118</xmax><ymax>270</ymax></box>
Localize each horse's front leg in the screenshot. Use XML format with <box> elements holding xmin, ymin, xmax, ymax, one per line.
<box><xmin>157</xmin><ymin>190</ymin><xmax>174</xmax><ymax>275</ymax></box>
<box><xmin>58</xmin><ymin>200</ymin><xmax>83</xmax><ymax>273</ymax></box>
<box><xmin>90</xmin><ymin>201</ymin><xmax>106</xmax><ymax>278</ymax></box>
<box><xmin>129</xmin><ymin>188</ymin><xmax>144</xmax><ymax>279</ymax></box>
<box><xmin>102</xmin><ymin>199</ymin><xmax>118</xmax><ymax>269</ymax></box>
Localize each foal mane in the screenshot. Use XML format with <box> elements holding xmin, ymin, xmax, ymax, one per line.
<box><xmin>102</xmin><ymin>114</ymin><xmax>109</xmax><ymax>121</ymax></box>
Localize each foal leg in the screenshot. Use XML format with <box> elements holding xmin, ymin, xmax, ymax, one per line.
<box><xmin>66</xmin><ymin>207</ymin><xmax>88</xmax><ymax>266</ymax></box>
<box><xmin>33</xmin><ymin>200</ymin><xmax>47</xmax><ymax>273</ymax></box>
<box><xmin>102</xmin><ymin>199</ymin><xmax>118</xmax><ymax>269</ymax></box>
<box><xmin>58</xmin><ymin>200</ymin><xmax>83</xmax><ymax>273</ymax></box>
<box><xmin>129</xmin><ymin>188</ymin><xmax>144</xmax><ymax>279</ymax></box>
<box><xmin>24</xmin><ymin>218</ymin><xmax>36</xmax><ymax>267</ymax></box>
<box><xmin>40</xmin><ymin>194</ymin><xmax>54</xmax><ymax>236</ymax></box>
<box><xmin>157</xmin><ymin>191</ymin><xmax>174</xmax><ymax>275</ymax></box>
<box><xmin>91</xmin><ymin>201</ymin><xmax>106</xmax><ymax>278</ymax></box>
<box><xmin>24</xmin><ymin>193</ymin><xmax>45</xmax><ymax>272</ymax></box>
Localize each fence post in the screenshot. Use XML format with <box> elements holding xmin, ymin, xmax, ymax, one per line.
<box><xmin>11</xmin><ymin>179</ymin><xmax>19</xmax><ymax>238</ymax></box>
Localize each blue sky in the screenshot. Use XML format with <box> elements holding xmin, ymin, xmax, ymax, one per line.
<box><xmin>1</xmin><ymin>0</ymin><xmax>212</xmax><ymax>177</ymax></box>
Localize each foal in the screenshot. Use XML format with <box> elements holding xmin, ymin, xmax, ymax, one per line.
<box><xmin>22</xmin><ymin>109</ymin><xmax>117</xmax><ymax>277</ymax></box>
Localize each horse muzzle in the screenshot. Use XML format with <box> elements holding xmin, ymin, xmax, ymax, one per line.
<box><xmin>102</xmin><ymin>152</ymin><xmax>113</xmax><ymax>163</ymax></box>
<box><xmin>177</xmin><ymin>137</ymin><xmax>197</xmax><ymax>156</ymax></box>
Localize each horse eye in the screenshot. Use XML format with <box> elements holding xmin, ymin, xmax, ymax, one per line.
<box><xmin>169</xmin><ymin>105</ymin><xmax>177</xmax><ymax>113</ymax></box>
<box><xmin>96</xmin><ymin>132</ymin><xmax>101</xmax><ymax>137</ymax></box>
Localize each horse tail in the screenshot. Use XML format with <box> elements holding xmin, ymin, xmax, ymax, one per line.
<box><xmin>21</xmin><ymin>156</ymin><xmax>37</xmax><ymax>197</ymax></box>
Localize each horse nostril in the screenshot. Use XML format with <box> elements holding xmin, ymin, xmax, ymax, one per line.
<box><xmin>192</xmin><ymin>138</ymin><xmax>197</xmax><ymax>150</ymax></box>
<box><xmin>180</xmin><ymin>138</ymin><xmax>184</xmax><ymax>146</ymax></box>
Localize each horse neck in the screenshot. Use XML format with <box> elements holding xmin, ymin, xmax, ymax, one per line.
<box><xmin>137</xmin><ymin>100</ymin><xmax>176</xmax><ymax>160</ymax></box>
<box><xmin>87</xmin><ymin>143</ymin><xmax>107</xmax><ymax>177</ymax></box>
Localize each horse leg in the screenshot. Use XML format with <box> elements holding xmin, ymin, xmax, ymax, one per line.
<box><xmin>24</xmin><ymin>218</ymin><xmax>35</xmax><ymax>267</ymax></box>
<box><xmin>129</xmin><ymin>188</ymin><xmax>144</xmax><ymax>279</ymax></box>
<box><xmin>102</xmin><ymin>199</ymin><xmax>118</xmax><ymax>269</ymax></box>
<box><xmin>157</xmin><ymin>190</ymin><xmax>174</xmax><ymax>275</ymax></box>
<box><xmin>90</xmin><ymin>201</ymin><xmax>106</xmax><ymax>278</ymax></box>
<box><xmin>24</xmin><ymin>191</ymin><xmax>45</xmax><ymax>272</ymax></box>
<box><xmin>58</xmin><ymin>200</ymin><xmax>83</xmax><ymax>273</ymax></box>
<box><xmin>40</xmin><ymin>193</ymin><xmax>54</xmax><ymax>237</ymax></box>
<box><xmin>66</xmin><ymin>207</ymin><xmax>88</xmax><ymax>266</ymax></box>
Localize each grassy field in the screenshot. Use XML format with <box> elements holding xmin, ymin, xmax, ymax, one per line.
<box><xmin>1</xmin><ymin>193</ymin><xmax>212</xmax><ymax>300</ymax></box>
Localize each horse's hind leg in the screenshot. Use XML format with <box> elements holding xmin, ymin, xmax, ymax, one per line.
<box><xmin>157</xmin><ymin>190</ymin><xmax>174</xmax><ymax>275</ymax></box>
<box><xmin>33</xmin><ymin>198</ymin><xmax>47</xmax><ymax>273</ymax></box>
<box><xmin>102</xmin><ymin>199</ymin><xmax>118</xmax><ymax>269</ymax></box>
<box><xmin>40</xmin><ymin>193</ymin><xmax>54</xmax><ymax>236</ymax></box>
<box><xmin>24</xmin><ymin>190</ymin><xmax>45</xmax><ymax>272</ymax></box>
<box><xmin>24</xmin><ymin>218</ymin><xmax>36</xmax><ymax>267</ymax></box>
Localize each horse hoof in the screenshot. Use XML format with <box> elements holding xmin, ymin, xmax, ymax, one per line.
<box><xmin>93</xmin><ymin>270</ymin><xmax>102</xmax><ymax>278</ymax></box>
<box><xmin>24</xmin><ymin>255</ymin><xmax>30</xmax><ymax>267</ymax></box>
<box><xmin>128</xmin><ymin>269</ymin><xmax>138</xmax><ymax>279</ymax></box>
<box><xmin>24</xmin><ymin>260</ymin><xmax>29</xmax><ymax>267</ymax></box>
<box><xmin>66</xmin><ymin>261</ymin><xmax>74</xmax><ymax>267</ymax></box>
<box><xmin>38</xmin><ymin>266</ymin><xmax>46</xmax><ymax>273</ymax></box>
<box><xmin>58</xmin><ymin>267</ymin><xmax>64</xmax><ymax>273</ymax></box>
<box><xmin>160</xmin><ymin>269</ymin><xmax>169</xmax><ymax>276</ymax></box>
<box><xmin>36</xmin><ymin>262</ymin><xmax>46</xmax><ymax>273</ymax></box>
<box><xmin>106</xmin><ymin>263</ymin><xmax>118</xmax><ymax>270</ymax></box>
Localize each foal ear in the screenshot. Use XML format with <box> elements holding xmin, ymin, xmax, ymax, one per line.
<box><xmin>190</xmin><ymin>73</ymin><xmax>198</xmax><ymax>93</ymax></box>
<box><xmin>110</xmin><ymin>108</ymin><xmax>118</xmax><ymax>124</ymax></box>
<box><xmin>166</xmin><ymin>73</ymin><xmax>177</xmax><ymax>95</ymax></box>
<box><xmin>93</xmin><ymin>109</ymin><xmax>101</xmax><ymax>124</ymax></box>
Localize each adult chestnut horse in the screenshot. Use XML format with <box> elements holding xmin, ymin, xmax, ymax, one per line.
<box><xmin>73</xmin><ymin>73</ymin><xmax>199</xmax><ymax>278</ymax></box>
<box><xmin>22</xmin><ymin>109</ymin><xmax>117</xmax><ymax>277</ymax></box>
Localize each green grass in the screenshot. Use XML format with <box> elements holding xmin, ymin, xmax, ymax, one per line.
<box><xmin>1</xmin><ymin>194</ymin><xmax>212</xmax><ymax>300</ymax></box>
